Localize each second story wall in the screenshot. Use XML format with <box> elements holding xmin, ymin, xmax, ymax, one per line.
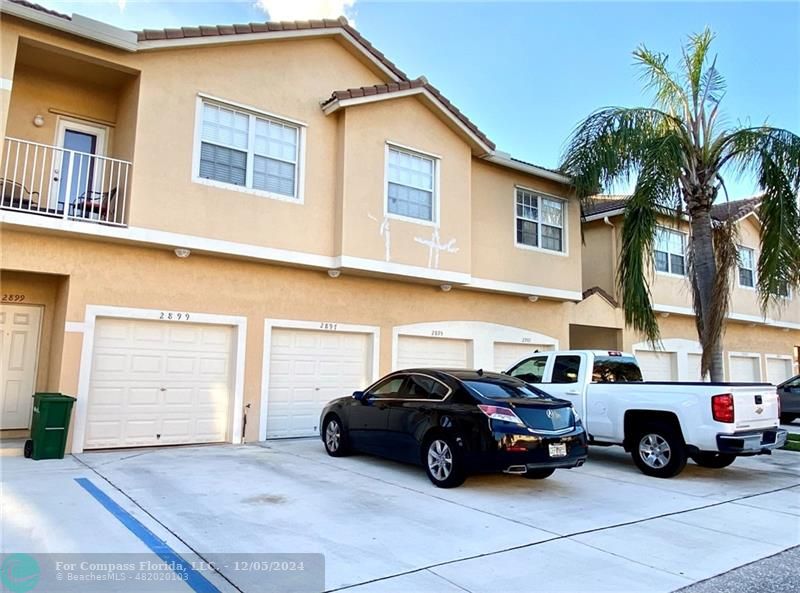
<box><xmin>471</xmin><ymin>160</ymin><xmax>580</xmax><ymax>291</ymax></box>
<box><xmin>337</xmin><ymin>96</ymin><xmax>472</xmax><ymax>275</ymax></box>
<box><xmin>129</xmin><ymin>37</ymin><xmax>387</xmax><ymax>256</ymax></box>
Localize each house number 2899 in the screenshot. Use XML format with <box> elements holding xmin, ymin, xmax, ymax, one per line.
<box><xmin>160</xmin><ymin>312</ymin><xmax>190</xmax><ymax>321</ymax></box>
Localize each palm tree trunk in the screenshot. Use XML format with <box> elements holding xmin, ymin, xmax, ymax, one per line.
<box><xmin>688</xmin><ymin>204</ymin><xmax>725</xmax><ymax>381</ymax></box>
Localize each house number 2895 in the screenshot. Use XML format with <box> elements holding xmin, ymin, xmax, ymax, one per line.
<box><xmin>160</xmin><ymin>312</ymin><xmax>190</xmax><ymax>321</ymax></box>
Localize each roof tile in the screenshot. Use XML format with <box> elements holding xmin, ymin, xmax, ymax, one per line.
<box><xmin>6</xmin><ymin>0</ymin><xmax>71</xmax><ymax>20</ymax></box>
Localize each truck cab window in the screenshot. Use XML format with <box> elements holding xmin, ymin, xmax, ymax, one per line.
<box><xmin>552</xmin><ymin>356</ymin><xmax>581</xmax><ymax>383</ymax></box>
<box><xmin>509</xmin><ymin>356</ymin><xmax>548</xmax><ymax>384</ymax></box>
<box><xmin>592</xmin><ymin>356</ymin><xmax>643</xmax><ymax>383</ymax></box>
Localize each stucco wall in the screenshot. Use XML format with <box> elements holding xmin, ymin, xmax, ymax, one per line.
<box><xmin>580</xmin><ymin>220</ymin><xmax>616</xmax><ymax>295</ymax></box>
<box><xmin>338</xmin><ymin>96</ymin><xmax>472</xmax><ymax>273</ymax></box>
<box><xmin>470</xmin><ymin>160</ymin><xmax>580</xmax><ymax>290</ymax></box>
<box><xmin>1</xmin><ymin>229</ymin><xmax>573</xmax><ymax>444</ymax></box>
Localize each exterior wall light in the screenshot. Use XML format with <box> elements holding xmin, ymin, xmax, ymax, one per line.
<box><xmin>33</xmin><ymin>115</ymin><xmax>45</xmax><ymax>127</ymax></box>
<box><xmin>660</xmin><ymin>312</ymin><xmax>670</xmax><ymax>318</ymax></box>
<box><xmin>440</xmin><ymin>284</ymin><xmax>452</xmax><ymax>292</ymax></box>
<box><xmin>174</xmin><ymin>248</ymin><xmax>191</xmax><ymax>258</ymax></box>
<box><xmin>328</xmin><ymin>269</ymin><xmax>341</xmax><ymax>278</ymax></box>
<box><xmin>527</xmin><ymin>295</ymin><xmax>539</xmax><ymax>303</ymax></box>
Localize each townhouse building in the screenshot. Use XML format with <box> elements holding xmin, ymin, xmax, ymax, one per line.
<box><xmin>580</xmin><ymin>196</ymin><xmax>799</xmax><ymax>383</ymax></box>
<box><xmin>0</xmin><ymin>0</ymin><xmax>585</xmax><ymax>452</ymax></box>
<box><xmin>1</xmin><ymin>1</ymin><xmax>796</xmax><ymax>454</ymax></box>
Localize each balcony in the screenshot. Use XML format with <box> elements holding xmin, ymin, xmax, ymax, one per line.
<box><xmin>1</xmin><ymin>137</ymin><xmax>131</xmax><ymax>226</ymax></box>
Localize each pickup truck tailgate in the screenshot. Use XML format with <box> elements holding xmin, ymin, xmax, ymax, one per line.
<box><xmin>731</xmin><ymin>386</ymin><xmax>780</xmax><ymax>430</ymax></box>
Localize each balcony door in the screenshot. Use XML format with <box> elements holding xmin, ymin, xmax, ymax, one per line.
<box><xmin>50</xmin><ymin>119</ymin><xmax>107</xmax><ymax>213</ymax></box>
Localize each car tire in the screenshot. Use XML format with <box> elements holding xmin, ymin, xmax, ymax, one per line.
<box><xmin>690</xmin><ymin>452</ymin><xmax>736</xmax><ymax>469</ymax></box>
<box><xmin>423</xmin><ymin>435</ymin><xmax>466</xmax><ymax>488</ymax></box>
<box><xmin>524</xmin><ymin>468</ymin><xmax>556</xmax><ymax>479</ymax></box>
<box><xmin>23</xmin><ymin>439</ymin><xmax>33</xmax><ymax>459</ymax></box>
<box><xmin>630</xmin><ymin>422</ymin><xmax>687</xmax><ymax>478</ymax></box>
<box><xmin>323</xmin><ymin>415</ymin><xmax>349</xmax><ymax>457</ymax></box>
<box><xmin>780</xmin><ymin>414</ymin><xmax>797</xmax><ymax>424</ymax></box>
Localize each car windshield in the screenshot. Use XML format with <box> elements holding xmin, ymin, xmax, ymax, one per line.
<box><xmin>463</xmin><ymin>379</ymin><xmax>547</xmax><ymax>399</ymax></box>
<box><xmin>592</xmin><ymin>356</ymin><xmax>643</xmax><ymax>383</ymax></box>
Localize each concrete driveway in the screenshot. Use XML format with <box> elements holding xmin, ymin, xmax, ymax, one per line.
<box><xmin>2</xmin><ymin>438</ymin><xmax>799</xmax><ymax>593</ymax></box>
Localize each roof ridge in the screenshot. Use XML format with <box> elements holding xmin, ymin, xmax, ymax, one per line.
<box><xmin>323</xmin><ymin>77</ymin><xmax>495</xmax><ymax>150</ymax></box>
<box><xmin>136</xmin><ymin>17</ymin><xmax>408</xmax><ymax>82</ymax></box>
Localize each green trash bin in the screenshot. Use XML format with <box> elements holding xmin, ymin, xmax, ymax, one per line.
<box><xmin>24</xmin><ymin>393</ymin><xmax>76</xmax><ymax>460</ymax></box>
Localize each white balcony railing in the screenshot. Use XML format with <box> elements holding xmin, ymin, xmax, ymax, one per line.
<box><xmin>1</xmin><ymin>137</ymin><xmax>131</xmax><ymax>226</ymax></box>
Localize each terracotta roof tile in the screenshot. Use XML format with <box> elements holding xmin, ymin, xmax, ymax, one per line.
<box><xmin>6</xmin><ymin>0</ymin><xmax>70</xmax><ymax>20</ymax></box>
<box><xmin>323</xmin><ymin>78</ymin><xmax>495</xmax><ymax>150</ymax></box>
<box><xmin>133</xmin><ymin>18</ymin><xmax>408</xmax><ymax>81</ymax></box>
<box><xmin>583</xmin><ymin>195</ymin><xmax>763</xmax><ymax>222</ymax></box>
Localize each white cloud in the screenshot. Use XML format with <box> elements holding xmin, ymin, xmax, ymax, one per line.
<box><xmin>118</xmin><ymin>0</ymin><xmax>127</xmax><ymax>11</ymax></box>
<box><xmin>255</xmin><ymin>0</ymin><xmax>357</xmax><ymax>25</ymax></box>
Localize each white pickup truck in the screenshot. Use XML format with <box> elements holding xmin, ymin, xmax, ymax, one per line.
<box><xmin>505</xmin><ymin>350</ymin><xmax>787</xmax><ymax>478</ymax></box>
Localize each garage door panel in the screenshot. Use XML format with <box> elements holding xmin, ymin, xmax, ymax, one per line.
<box><xmin>266</xmin><ymin>328</ymin><xmax>372</xmax><ymax>438</ymax></box>
<box><xmin>729</xmin><ymin>355</ymin><xmax>760</xmax><ymax>382</ymax></box>
<box><xmin>637</xmin><ymin>351</ymin><xmax>678</xmax><ymax>381</ymax></box>
<box><xmin>397</xmin><ymin>336</ymin><xmax>471</xmax><ymax>369</ymax></box>
<box><xmin>86</xmin><ymin>318</ymin><xmax>234</xmax><ymax>450</ymax></box>
<box><xmin>767</xmin><ymin>358</ymin><xmax>792</xmax><ymax>384</ymax></box>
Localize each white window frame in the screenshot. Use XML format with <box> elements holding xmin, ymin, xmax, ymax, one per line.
<box><xmin>654</xmin><ymin>226</ymin><xmax>688</xmax><ymax>277</ymax></box>
<box><xmin>192</xmin><ymin>94</ymin><xmax>306</xmax><ymax>204</ymax></box>
<box><xmin>737</xmin><ymin>245</ymin><xmax>756</xmax><ymax>290</ymax></box>
<box><xmin>383</xmin><ymin>141</ymin><xmax>440</xmax><ymax>227</ymax></box>
<box><xmin>513</xmin><ymin>185</ymin><xmax>568</xmax><ymax>256</ymax></box>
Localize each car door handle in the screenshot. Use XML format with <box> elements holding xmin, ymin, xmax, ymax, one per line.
<box><xmin>565</xmin><ymin>390</ymin><xmax>580</xmax><ymax>395</ymax></box>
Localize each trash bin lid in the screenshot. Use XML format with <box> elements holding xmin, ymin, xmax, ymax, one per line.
<box><xmin>32</xmin><ymin>392</ymin><xmax>77</xmax><ymax>402</ymax></box>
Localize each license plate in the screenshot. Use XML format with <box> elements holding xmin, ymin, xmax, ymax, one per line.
<box><xmin>548</xmin><ymin>443</ymin><xmax>567</xmax><ymax>458</ymax></box>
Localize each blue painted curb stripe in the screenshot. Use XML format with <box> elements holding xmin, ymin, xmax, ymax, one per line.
<box><xmin>75</xmin><ymin>477</ymin><xmax>221</xmax><ymax>593</ymax></box>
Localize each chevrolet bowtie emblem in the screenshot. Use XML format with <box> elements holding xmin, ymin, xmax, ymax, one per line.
<box><xmin>755</xmin><ymin>406</ymin><xmax>763</xmax><ymax>414</ymax></box>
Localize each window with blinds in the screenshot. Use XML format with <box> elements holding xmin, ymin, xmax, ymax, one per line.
<box><xmin>197</xmin><ymin>100</ymin><xmax>300</xmax><ymax>199</ymax></box>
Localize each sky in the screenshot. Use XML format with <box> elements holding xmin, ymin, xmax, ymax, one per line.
<box><xmin>33</xmin><ymin>1</ymin><xmax>800</xmax><ymax>199</ymax></box>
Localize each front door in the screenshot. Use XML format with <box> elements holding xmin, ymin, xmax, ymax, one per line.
<box><xmin>0</xmin><ymin>304</ymin><xmax>42</xmax><ymax>429</ymax></box>
<box><xmin>51</xmin><ymin>119</ymin><xmax>107</xmax><ymax>214</ymax></box>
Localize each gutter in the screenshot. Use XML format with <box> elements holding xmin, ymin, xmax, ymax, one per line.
<box><xmin>0</xmin><ymin>0</ymin><xmax>138</xmax><ymax>51</ymax></box>
<box><xmin>483</xmin><ymin>151</ymin><xmax>572</xmax><ymax>185</ymax></box>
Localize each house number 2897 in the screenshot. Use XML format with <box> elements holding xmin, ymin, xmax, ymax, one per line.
<box><xmin>160</xmin><ymin>312</ymin><xmax>190</xmax><ymax>321</ymax></box>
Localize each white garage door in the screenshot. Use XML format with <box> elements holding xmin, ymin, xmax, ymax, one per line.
<box><xmin>687</xmin><ymin>353</ymin><xmax>707</xmax><ymax>382</ymax></box>
<box><xmin>766</xmin><ymin>357</ymin><xmax>792</xmax><ymax>385</ymax></box>
<box><xmin>637</xmin><ymin>350</ymin><xmax>678</xmax><ymax>381</ymax></box>
<box><xmin>86</xmin><ymin>318</ymin><xmax>233</xmax><ymax>450</ymax></box>
<box><xmin>729</xmin><ymin>355</ymin><xmax>761</xmax><ymax>382</ymax></box>
<box><xmin>396</xmin><ymin>335</ymin><xmax>471</xmax><ymax>370</ymax></box>
<box><xmin>267</xmin><ymin>328</ymin><xmax>372</xmax><ymax>438</ymax></box>
<box><xmin>493</xmin><ymin>342</ymin><xmax>553</xmax><ymax>372</ymax></box>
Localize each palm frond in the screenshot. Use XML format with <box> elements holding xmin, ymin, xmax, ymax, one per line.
<box><xmin>559</xmin><ymin>107</ymin><xmax>686</xmax><ymax>199</ymax></box>
<box><xmin>683</xmin><ymin>28</ymin><xmax>715</xmax><ymax>104</ymax></box>
<box><xmin>616</xmin><ymin>138</ymin><xmax>685</xmax><ymax>345</ymax></box>
<box><xmin>719</xmin><ymin>127</ymin><xmax>800</xmax><ymax>308</ymax></box>
<box><xmin>633</xmin><ymin>46</ymin><xmax>691</xmax><ymax>118</ymax></box>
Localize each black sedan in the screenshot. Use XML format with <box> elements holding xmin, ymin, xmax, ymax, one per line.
<box><xmin>778</xmin><ymin>374</ymin><xmax>800</xmax><ymax>424</ymax></box>
<box><xmin>319</xmin><ymin>369</ymin><xmax>587</xmax><ymax>488</ymax></box>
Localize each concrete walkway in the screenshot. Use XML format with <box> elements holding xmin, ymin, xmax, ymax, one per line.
<box><xmin>2</xmin><ymin>438</ymin><xmax>798</xmax><ymax>593</ymax></box>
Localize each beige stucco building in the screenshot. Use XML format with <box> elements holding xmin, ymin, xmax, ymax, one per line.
<box><xmin>0</xmin><ymin>1</ymin><xmax>797</xmax><ymax>453</ymax></box>
<box><xmin>579</xmin><ymin>196</ymin><xmax>799</xmax><ymax>383</ymax></box>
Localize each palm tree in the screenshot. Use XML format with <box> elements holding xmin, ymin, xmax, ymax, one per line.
<box><xmin>560</xmin><ymin>29</ymin><xmax>800</xmax><ymax>381</ymax></box>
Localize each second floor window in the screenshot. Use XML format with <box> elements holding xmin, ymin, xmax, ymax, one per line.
<box><xmin>386</xmin><ymin>146</ymin><xmax>437</xmax><ymax>222</ymax></box>
<box><xmin>738</xmin><ymin>246</ymin><xmax>755</xmax><ymax>288</ymax></box>
<box><xmin>198</xmin><ymin>100</ymin><xmax>300</xmax><ymax>199</ymax></box>
<box><xmin>515</xmin><ymin>189</ymin><xmax>565</xmax><ymax>252</ymax></box>
<box><xmin>654</xmin><ymin>227</ymin><xmax>686</xmax><ymax>275</ymax></box>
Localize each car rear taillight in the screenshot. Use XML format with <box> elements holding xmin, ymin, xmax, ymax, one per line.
<box><xmin>478</xmin><ymin>404</ymin><xmax>524</xmax><ymax>426</ymax></box>
<box><xmin>712</xmin><ymin>393</ymin><xmax>735</xmax><ymax>423</ymax></box>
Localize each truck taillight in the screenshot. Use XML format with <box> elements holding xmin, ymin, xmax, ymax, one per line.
<box><xmin>712</xmin><ymin>393</ymin><xmax>735</xmax><ymax>423</ymax></box>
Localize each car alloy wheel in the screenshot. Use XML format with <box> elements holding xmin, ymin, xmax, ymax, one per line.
<box><xmin>427</xmin><ymin>439</ymin><xmax>453</xmax><ymax>482</ymax></box>
<box><xmin>638</xmin><ymin>433</ymin><xmax>671</xmax><ymax>469</ymax></box>
<box><xmin>325</xmin><ymin>419</ymin><xmax>341</xmax><ymax>453</ymax></box>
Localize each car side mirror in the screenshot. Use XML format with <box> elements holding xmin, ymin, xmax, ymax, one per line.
<box><xmin>352</xmin><ymin>390</ymin><xmax>366</xmax><ymax>401</ymax></box>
